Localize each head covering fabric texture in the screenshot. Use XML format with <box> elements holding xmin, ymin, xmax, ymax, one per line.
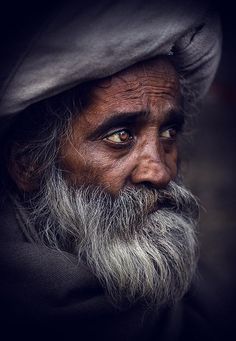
<box><xmin>0</xmin><ymin>0</ymin><xmax>221</xmax><ymax>117</ymax></box>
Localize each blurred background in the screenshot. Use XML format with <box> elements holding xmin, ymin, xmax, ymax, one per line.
<box><xmin>0</xmin><ymin>0</ymin><xmax>235</xmax><ymax>334</ymax></box>
<box><xmin>184</xmin><ymin>0</ymin><xmax>236</xmax><ymax>329</ymax></box>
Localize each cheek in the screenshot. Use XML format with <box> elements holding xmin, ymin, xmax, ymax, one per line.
<box><xmin>165</xmin><ymin>146</ymin><xmax>178</xmax><ymax>178</ymax></box>
<box><xmin>59</xmin><ymin>142</ymin><xmax>131</xmax><ymax>192</ymax></box>
<box><xmin>60</xmin><ymin>139</ymin><xmax>178</xmax><ymax>192</ymax></box>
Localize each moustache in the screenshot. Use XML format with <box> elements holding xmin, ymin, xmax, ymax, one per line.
<box><xmin>111</xmin><ymin>181</ymin><xmax>199</xmax><ymax>219</ymax></box>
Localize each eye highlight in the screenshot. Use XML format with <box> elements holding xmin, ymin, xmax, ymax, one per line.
<box><xmin>160</xmin><ymin>127</ymin><xmax>178</xmax><ymax>139</ymax></box>
<box><xmin>104</xmin><ymin>129</ymin><xmax>133</xmax><ymax>143</ymax></box>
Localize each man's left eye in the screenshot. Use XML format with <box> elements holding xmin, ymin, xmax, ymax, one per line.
<box><xmin>160</xmin><ymin>128</ymin><xmax>177</xmax><ymax>139</ymax></box>
<box><xmin>104</xmin><ymin>129</ymin><xmax>133</xmax><ymax>143</ymax></box>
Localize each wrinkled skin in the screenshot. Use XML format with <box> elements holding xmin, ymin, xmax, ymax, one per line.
<box><xmin>59</xmin><ymin>57</ymin><xmax>182</xmax><ymax>195</ymax></box>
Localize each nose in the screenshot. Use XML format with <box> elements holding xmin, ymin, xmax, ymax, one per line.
<box><xmin>130</xmin><ymin>143</ymin><xmax>172</xmax><ymax>189</ymax></box>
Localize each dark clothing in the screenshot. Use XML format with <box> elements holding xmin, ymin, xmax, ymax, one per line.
<box><xmin>0</xmin><ymin>195</ymin><xmax>215</xmax><ymax>341</ymax></box>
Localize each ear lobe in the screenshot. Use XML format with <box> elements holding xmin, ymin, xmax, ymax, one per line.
<box><xmin>7</xmin><ymin>144</ymin><xmax>39</xmax><ymax>192</ymax></box>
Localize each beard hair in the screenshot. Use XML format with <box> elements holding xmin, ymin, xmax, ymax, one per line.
<box><xmin>24</xmin><ymin>170</ymin><xmax>199</xmax><ymax>308</ymax></box>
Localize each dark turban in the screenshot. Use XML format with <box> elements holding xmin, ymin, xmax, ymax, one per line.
<box><xmin>0</xmin><ymin>0</ymin><xmax>221</xmax><ymax>117</ymax></box>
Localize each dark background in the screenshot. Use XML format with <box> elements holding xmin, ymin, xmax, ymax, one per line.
<box><xmin>184</xmin><ymin>0</ymin><xmax>236</xmax><ymax>327</ymax></box>
<box><xmin>0</xmin><ymin>0</ymin><xmax>235</xmax><ymax>332</ymax></box>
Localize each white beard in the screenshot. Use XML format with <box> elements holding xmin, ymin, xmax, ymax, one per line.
<box><xmin>25</xmin><ymin>173</ymin><xmax>199</xmax><ymax>308</ymax></box>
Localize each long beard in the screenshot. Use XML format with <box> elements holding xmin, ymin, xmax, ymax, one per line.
<box><xmin>24</xmin><ymin>171</ymin><xmax>199</xmax><ymax>308</ymax></box>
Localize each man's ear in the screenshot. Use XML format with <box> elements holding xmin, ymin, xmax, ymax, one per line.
<box><xmin>7</xmin><ymin>143</ymin><xmax>39</xmax><ymax>192</ymax></box>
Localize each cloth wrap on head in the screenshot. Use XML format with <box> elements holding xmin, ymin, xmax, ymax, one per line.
<box><xmin>0</xmin><ymin>0</ymin><xmax>221</xmax><ymax>118</ymax></box>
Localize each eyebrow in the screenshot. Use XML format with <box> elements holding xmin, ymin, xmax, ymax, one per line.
<box><xmin>161</xmin><ymin>109</ymin><xmax>185</xmax><ymax>128</ymax></box>
<box><xmin>89</xmin><ymin>111</ymin><xmax>149</xmax><ymax>139</ymax></box>
<box><xmin>89</xmin><ymin>108</ymin><xmax>184</xmax><ymax>139</ymax></box>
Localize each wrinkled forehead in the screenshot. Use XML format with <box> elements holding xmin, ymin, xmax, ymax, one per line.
<box><xmin>86</xmin><ymin>57</ymin><xmax>181</xmax><ymax>109</ymax></box>
<box><xmin>94</xmin><ymin>57</ymin><xmax>180</xmax><ymax>93</ymax></box>
<box><xmin>117</xmin><ymin>57</ymin><xmax>179</xmax><ymax>82</ymax></box>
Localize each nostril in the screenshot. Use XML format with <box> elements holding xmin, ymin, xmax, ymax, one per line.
<box><xmin>131</xmin><ymin>159</ymin><xmax>172</xmax><ymax>189</ymax></box>
<box><xmin>140</xmin><ymin>181</ymin><xmax>157</xmax><ymax>190</ymax></box>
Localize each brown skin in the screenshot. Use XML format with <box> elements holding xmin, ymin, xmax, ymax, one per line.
<box><xmin>9</xmin><ymin>57</ymin><xmax>182</xmax><ymax>194</ymax></box>
<box><xmin>59</xmin><ymin>57</ymin><xmax>182</xmax><ymax>195</ymax></box>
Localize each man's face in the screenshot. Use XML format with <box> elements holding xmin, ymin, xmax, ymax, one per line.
<box><xmin>60</xmin><ymin>58</ymin><xmax>182</xmax><ymax>195</ymax></box>
<box><xmin>12</xmin><ymin>58</ymin><xmax>198</xmax><ymax>306</ymax></box>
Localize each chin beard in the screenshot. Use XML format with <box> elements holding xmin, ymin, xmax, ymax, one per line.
<box><xmin>22</xmin><ymin>171</ymin><xmax>199</xmax><ymax>308</ymax></box>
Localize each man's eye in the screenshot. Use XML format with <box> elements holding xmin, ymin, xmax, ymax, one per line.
<box><xmin>104</xmin><ymin>129</ymin><xmax>133</xmax><ymax>143</ymax></box>
<box><xmin>160</xmin><ymin>128</ymin><xmax>177</xmax><ymax>139</ymax></box>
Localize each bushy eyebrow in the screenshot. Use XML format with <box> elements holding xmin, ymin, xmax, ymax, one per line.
<box><xmin>89</xmin><ymin>111</ymin><xmax>148</xmax><ymax>139</ymax></box>
<box><xmin>89</xmin><ymin>108</ymin><xmax>184</xmax><ymax>139</ymax></box>
<box><xmin>161</xmin><ymin>109</ymin><xmax>185</xmax><ymax>129</ymax></box>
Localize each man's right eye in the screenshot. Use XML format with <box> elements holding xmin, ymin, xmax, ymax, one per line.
<box><xmin>104</xmin><ymin>129</ymin><xmax>133</xmax><ymax>144</ymax></box>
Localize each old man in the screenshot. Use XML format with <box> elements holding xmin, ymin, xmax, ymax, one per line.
<box><xmin>0</xmin><ymin>1</ymin><xmax>221</xmax><ymax>340</ymax></box>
